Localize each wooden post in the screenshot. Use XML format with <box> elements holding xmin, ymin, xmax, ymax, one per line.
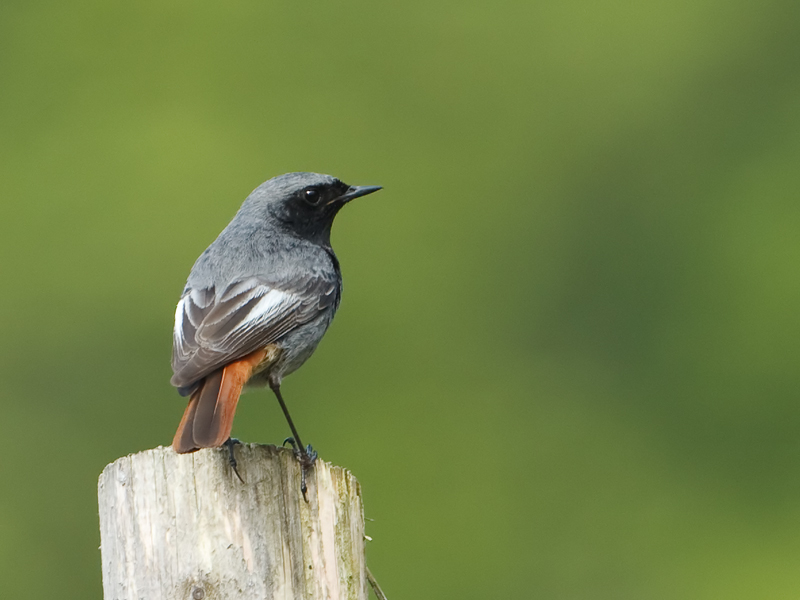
<box><xmin>98</xmin><ymin>444</ymin><xmax>368</xmax><ymax>600</ymax></box>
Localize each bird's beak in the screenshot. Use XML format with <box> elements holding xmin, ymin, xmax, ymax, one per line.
<box><xmin>333</xmin><ymin>185</ymin><xmax>382</xmax><ymax>205</ymax></box>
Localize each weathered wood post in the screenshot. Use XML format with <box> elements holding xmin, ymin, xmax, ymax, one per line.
<box><xmin>98</xmin><ymin>444</ymin><xmax>368</xmax><ymax>600</ymax></box>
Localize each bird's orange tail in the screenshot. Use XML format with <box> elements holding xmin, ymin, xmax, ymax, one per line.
<box><xmin>172</xmin><ymin>349</ymin><xmax>267</xmax><ymax>453</ymax></box>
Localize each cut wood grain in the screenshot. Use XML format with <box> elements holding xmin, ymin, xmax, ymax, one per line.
<box><xmin>98</xmin><ymin>444</ymin><xmax>368</xmax><ymax>600</ymax></box>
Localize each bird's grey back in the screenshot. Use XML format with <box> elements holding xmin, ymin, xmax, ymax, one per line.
<box><xmin>185</xmin><ymin>173</ymin><xmax>341</xmax><ymax>291</ymax></box>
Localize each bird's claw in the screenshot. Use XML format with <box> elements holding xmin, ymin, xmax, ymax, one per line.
<box><xmin>297</xmin><ymin>444</ymin><xmax>318</xmax><ymax>502</ymax></box>
<box><xmin>282</xmin><ymin>438</ymin><xmax>317</xmax><ymax>502</ymax></box>
<box><xmin>298</xmin><ymin>444</ymin><xmax>318</xmax><ymax>466</ymax></box>
<box><xmin>223</xmin><ymin>438</ymin><xmax>245</xmax><ymax>483</ymax></box>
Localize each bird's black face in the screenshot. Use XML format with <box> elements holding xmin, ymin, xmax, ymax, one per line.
<box><xmin>294</xmin><ymin>180</ymin><xmax>351</xmax><ymax>213</ymax></box>
<box><xmin>275</xmin><ymin>178</ymin><xmax>382</xmax><ymax>244</ymax></box>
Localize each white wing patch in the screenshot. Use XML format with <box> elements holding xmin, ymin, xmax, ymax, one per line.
<box><xmin>231</xmin><ymin>289</ymin><xmax>294</xmax><ymax>332</ymax></box>
<box><xmin>174</xmin><ymin>297</ymin><xmax>186</xmax><ymax>346</ymax></box>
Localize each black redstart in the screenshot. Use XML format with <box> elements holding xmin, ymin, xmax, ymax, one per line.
<box><xmin>170</xmin><ymin>172</ymin><xmax>381</xmax><ymax>492</ymax></box>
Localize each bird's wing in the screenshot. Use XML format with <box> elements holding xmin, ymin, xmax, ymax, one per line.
<box><xmin>170</xmin><ymin>275</ymin><xmax>338</xmax><ymax>391</ymax></box>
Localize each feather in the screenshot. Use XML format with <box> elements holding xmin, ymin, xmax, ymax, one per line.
<box><xmin>172</xmin><ymin>348</ymin><xmax>271</xmax><ymax>453</ymax></box>
<box><xmin>170</xmin><ymin>276</ymin><xmax>339</xmax><ymax>390</ymax></box>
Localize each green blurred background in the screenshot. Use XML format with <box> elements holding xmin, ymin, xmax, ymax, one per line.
<box><xmin>2</xmin><ymin>0</ymin><xmax>800</xmax><ymax>597</ymax></box>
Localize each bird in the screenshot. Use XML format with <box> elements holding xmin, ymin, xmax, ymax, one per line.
<box><xmin>169</xmin><ymin>172</ymin><xmax>381</xmax><ymax>492</ymax></box>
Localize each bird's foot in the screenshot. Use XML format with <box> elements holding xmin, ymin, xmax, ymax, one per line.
<box><xmin>223</xmin><ymin>437</ymin><xmax>245</xmax><ymax>483</ymax></box>
<box><xmin>282</xmin><ymin>438</ymin><xmax>318</xmax><ymax>502</ymax></box>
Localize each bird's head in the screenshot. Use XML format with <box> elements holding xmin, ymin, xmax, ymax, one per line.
<box><xmin>243</xmin><ymin>172</ymin><xmax>381</xmax><ymax>245</ymax></box>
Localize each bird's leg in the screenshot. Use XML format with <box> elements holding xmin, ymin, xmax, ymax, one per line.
<box><xmin>223</xmin><ymin>437</ymin><xmax>245</xmax><ymax>483</ymax></box>
<box><xmin>271</xmin><ymin>381</ymin><xmax>317</xmax><ymax>502</ymax></box>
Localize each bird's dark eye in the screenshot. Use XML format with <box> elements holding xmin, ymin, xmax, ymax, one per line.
<box><xmin>303</xmin><ymin>188</ymin><xmax>321</xmax><ymax>205</ymax></box>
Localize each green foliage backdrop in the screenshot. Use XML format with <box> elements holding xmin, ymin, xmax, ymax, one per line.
<box><xmin>1</xmin><ymin>1</ymin><xmax>799</xmax><ymax>597</ymax></box>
